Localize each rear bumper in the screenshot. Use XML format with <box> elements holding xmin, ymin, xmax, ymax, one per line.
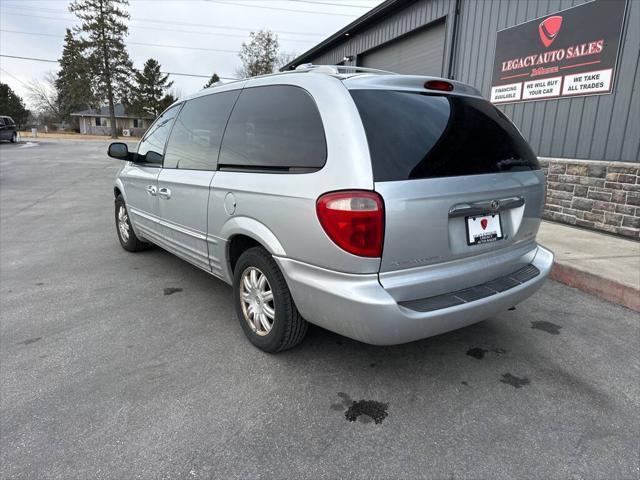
<box><xmin>275</xmin><ymin>245</ymin><xmax>554</xmax><ymax>345</ymax></box>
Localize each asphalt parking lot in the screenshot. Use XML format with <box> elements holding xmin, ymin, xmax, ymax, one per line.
<box><xmin>1</xmin><ymin>140</ymin><xmax>638</xmax><ymax>479</ymax></box>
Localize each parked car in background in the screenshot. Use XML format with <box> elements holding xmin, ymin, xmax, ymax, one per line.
<box><xmin>0</xmin><ymin>116</ymin><xmax>17</xmax><ymax>143</ymax></box>
<box><xmin>109</xmin><ymin>65</ymin><xmax>553</xmax><ymax>353</ymax></box>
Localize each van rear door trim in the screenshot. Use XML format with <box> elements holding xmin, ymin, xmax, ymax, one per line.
<box><xmin>448</xmin><ymin>196</ymin><xmax>524</xmax><ymax>218</ymax></box>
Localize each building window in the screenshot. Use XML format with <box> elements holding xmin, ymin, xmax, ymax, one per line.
<box><xmin>133</xmin><ymin>119</ymin><xmax>144</xmax><ymax>128</ymax></box>
<box><xmin>95</xmin><ymin>117</ymin><xmax>106</xmax><ymax>127</ymax></box>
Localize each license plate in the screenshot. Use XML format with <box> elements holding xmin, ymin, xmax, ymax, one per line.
<box><xmin>466</xmin><ymin>213</ymin><xmax>503</xmax><ymax>245</ymax></box>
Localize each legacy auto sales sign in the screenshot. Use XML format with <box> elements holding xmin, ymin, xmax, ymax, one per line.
<box><xmin>490</xmin><ymin>0</ymin><xmax>627</xmax><ymax>104</ymax></box>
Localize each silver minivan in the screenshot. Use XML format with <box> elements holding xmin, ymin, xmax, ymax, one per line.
<box><xmin>110</xmin><ymin>65</ymin><xmax>553</xmax><ymax>352</ymax></box>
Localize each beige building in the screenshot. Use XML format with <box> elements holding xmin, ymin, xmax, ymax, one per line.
<box><xmin>71</xmin><ymin>104</ymin><xmax>152</xmax><ymax>137</ymax></box>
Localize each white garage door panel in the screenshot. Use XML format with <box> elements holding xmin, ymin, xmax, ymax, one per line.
<box><xmin>360</xmin><ymin>22</ymin><xmax>445</xmax><ymax>76</ymax></box>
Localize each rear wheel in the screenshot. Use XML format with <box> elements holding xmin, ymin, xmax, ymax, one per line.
<box><xmin>233</xmin><ymin>247</ymin><xmax>307</xmax><ymax>352</ymax></box>
<box><xmin>115</xmin><ymin>195</ymin><xmax>149</xmax><ymax>252</ymax></box>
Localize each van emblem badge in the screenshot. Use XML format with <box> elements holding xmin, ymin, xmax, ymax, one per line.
<box><xmin>481</xmin><ymin>218</ymin><xmax>488</xmax><ymax>230</ymax></box>
<box><xmin>490</xmin><ymin>200</ymin><xmax>500</xmax><ymax>211</ymax></box>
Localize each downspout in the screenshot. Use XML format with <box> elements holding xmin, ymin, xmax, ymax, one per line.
<box><xmin>447</xmin><ymin>0</ymin><xmax>462</xmax><ymax>79</ymax></box>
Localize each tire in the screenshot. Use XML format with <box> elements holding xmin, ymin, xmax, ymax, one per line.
<box><xmin>233</xmin><ymin>247</ymin><xmax>308</xmax><ymax>353</ymax></box>
<box><xmin>10</xmin><ymin>132</ymin><xmax>17</xmax><ymax>143</ymax></box>
<box><xmin>115</xmin><ymin>195</ymin><xmax>149</xmax><ymax>252</ymax></box>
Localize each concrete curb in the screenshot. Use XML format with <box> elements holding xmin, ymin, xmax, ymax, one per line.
<box><xmin>550</xmin><ymin>262</ymin><xmax>640</xmax><ymax>312</ymax></box>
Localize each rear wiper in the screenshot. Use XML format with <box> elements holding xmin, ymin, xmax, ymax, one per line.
<box><xmin>496</xmin><ymin>157</ymin><xmax>530</xmax><ymax>171</ymax></box>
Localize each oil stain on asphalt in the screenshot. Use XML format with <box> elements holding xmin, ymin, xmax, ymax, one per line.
<box><xmin>163</xmin><ymin>287</ymin><xmax>183</xmax><ymax>296</ymax></box>
<box><xmin>531</xmin><ymin>320</ymin><xmax>562</xmax><ymax>335</ymax></box>
<box><xmin>17</xmin><ymin>337</ymin><xmax>42</xmax><ymax>346</ymax></box>
<box><xmin>500</xmin><ymin>373</ymin><xmax>530</xmax><ymax>388</ymax></box>
<box><xmin>466</xmin><ymin>347</ymin><xmax>487</xmax><ymax>359</ymax></box>
<box><xmin>331</xmin><ymin>392</ymin><xmax>389</xmax><ymax>424</ymax></box>
<box><xmin>466</xmin><ymin>347</ymin><xmax>507</xmax><ymax>359</ymax></box>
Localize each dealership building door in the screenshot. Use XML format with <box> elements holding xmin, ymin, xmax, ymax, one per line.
<box><xmin>359</xmin><ymin>21</ymin><xmax>446</xmax><ymax>76</ymax></box>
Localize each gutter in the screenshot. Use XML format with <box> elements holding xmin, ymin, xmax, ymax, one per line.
<box><xmin>446</xmin><ymin>0</ymin><xmax>461</xmax><ymax>79</ymax></box>
<box><xmin>280</xmin><ymin>0</ymin><xmax>411</xmax><ymax>71</ymax></box>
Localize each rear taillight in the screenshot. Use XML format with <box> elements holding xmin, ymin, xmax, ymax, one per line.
<box><xmin>316</xmin><ymin>190</ymin><xmax>384</xmax><ymax>258</ymax></box>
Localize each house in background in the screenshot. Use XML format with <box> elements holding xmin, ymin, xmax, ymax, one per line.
<box><xmin>70</xmin><ymin>104</ymin><xmax>152</xmax><ymax>137</ymax></box>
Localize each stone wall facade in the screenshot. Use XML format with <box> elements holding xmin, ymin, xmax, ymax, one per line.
<box><xmin>539</xmin><ymin>158</ymin><xmax>640</xmax><ymax>240</ymax></box>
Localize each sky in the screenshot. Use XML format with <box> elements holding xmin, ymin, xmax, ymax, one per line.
<box><xmin>0</xmin><ymin>0</ymin><xmax>383</xmax><ymax>108</ymax></box>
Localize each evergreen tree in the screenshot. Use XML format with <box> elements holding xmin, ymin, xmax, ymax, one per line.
<box><xmin>0</xmin><ymin>83</ymin><xmax>29</xmax><ymax>128</ymax></box>
<box><xmin>56</xmin><ymin>28</ymin><xmax>96</xmax><ymax>125</ymax></box>
<box><xmin>128</xmin><ymin>58</ymin><xmax>174</xmax><ymax>118</ymax></box>
<box><xmin>158</xmin><ymin>92</ymin><xmax>177</xmax><ymax>113</ymax></box>
<box><xmin>238</xmin><ymin>30</ymin><xmax>279</xmax><ymax>77</ymax></box>
<box><xmin>70</xmin><ymin>0</ymin><xmax>134</xmax><ymax>138</ymax></box>
<box><xmin>203</xmin><ymin>73</ymin><xmax>220</xmax><ymax>89</ymax></box>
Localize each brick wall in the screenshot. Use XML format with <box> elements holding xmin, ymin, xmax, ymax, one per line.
<box><xmin>540</xmin><ymin>158</ymin><xmax>640</xmax><ymax>239</ymax></box>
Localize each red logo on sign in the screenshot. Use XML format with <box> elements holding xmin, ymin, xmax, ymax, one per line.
<box><xmin>539</xmin><ymin>15</ymin><xmax>563</xmax><ymax>47</ymax></box>
<box><xmin>481</xmin><ymin>218</ymin><xmax>488</xmax><ymax>230</ymax></box>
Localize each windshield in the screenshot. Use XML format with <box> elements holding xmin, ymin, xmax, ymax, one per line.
<box><xmin>350</xmin><ymin>90</ymin><xmax>539</xmax><ymax>182</ymax></box>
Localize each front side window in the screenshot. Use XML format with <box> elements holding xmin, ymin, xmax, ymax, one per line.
<box><xmin>136</xmin><ymin>104</ymin><xmax>181</xmax><ymax>166</ymax></box>
<box><xmin>164</xmin><ymin>90</ymin><xmax>240</xmax><ymax>170</ymax></box>
<box><xmin>218</xmin><ymin>85</ymin><xmax>326</xmax><ymax>172</ymax></box>
<box><xmin>350</xmin><ymin>90</ymin><xmax>539</xmax><ymax>181</ymax></box>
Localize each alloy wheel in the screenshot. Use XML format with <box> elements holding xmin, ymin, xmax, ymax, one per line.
<box><xmin>118</xmin><ymin>205</ymin><xmax>130</xmax><ymax>242</ymax></box>
<box><xmin>239</xmin><ymin>266</ymin><xmax>275</xmax><ymax>336</ymax></box>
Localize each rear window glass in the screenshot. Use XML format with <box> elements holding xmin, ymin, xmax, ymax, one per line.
<box><xmin>350</xmin><ymin>90</ymin><xmax>539</xmax><ymax>182</ymax></box>
<box><xmin>218</xmin><ymin>85</ymin><xmax>326</xmax><ymax>172</ymax></box>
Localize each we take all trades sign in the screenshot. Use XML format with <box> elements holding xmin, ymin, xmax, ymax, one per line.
<box><xmin>490</xmin><ymin>0</ymin><xmax>627</xmax><ymax>104</ymax></box>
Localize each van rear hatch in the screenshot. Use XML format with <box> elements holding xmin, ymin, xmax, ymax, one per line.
<box><xmin>349</xmin><ymin>89</ymin><xmax>545</xmax><ymax>297</ymax></box>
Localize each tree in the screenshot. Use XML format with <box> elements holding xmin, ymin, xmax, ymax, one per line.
<box><xmin>70</xmin><ymin>0</ymin><xmax>134</xmax><ymax>138</ymax></box>
<box><xmin>128</xmin><ymin>58</ymin><xmax>174</xmax><ymax>118</ymax></box>
<box><xmin>27</xmin><ymin>72</ymin><xmax>62</xmax><ymax>122</ymax></box>
<box><xmin>238</xmin><ymin>30</ymin><xmax>279</xmax><ymax>78</ymax></box>
<box><xmin>203</xmin><ymin>73</ymin><xmax>220</xmax><ymax>89</ymax></box>
<box><xmin>0</xmin><ymin>83</ymin><xmax>29</xmax><ymax>128</ymax></box>
<box><xmin>56</xmin><ymin>28</ymin><xmax>96</xmax><ymax>126</ymax></box>
<box><xmin>158</xmin><ymin>92</ymin><xmax>177</xmax><ymax>113</ymax></box>
<box><xmin>276</xmin><ymin>51</ymin><xmax>298</xmax><ymax>72</ymax></box>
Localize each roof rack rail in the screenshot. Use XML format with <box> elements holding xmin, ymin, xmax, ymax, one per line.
<box><xmin>293</xmin><ymin>64</ymin><xmax>396</xmax><ymax>75</ymax></box>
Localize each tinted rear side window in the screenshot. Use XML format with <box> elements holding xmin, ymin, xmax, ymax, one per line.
<box><xmin>164</xmin><ymin>90</ymin><xmax>240</xmax><ymax>170</ymax></box>
<box><xmin>219</xmin><ymin>85</ymin><xmax>326</xmax><ymax>172</ymax></box>
<box><xmin>350</xmin><ymin>90</ymin><xmax>539</xmax><ymax>182</ymax></box>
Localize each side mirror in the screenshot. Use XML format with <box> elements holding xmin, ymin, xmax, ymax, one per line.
<box><xmin>108</xmin><ymin>142</ymin><xmax>132</xmax><ymax>161</ymax></box>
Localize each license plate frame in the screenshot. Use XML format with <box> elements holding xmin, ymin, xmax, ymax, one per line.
<box><xmin>466</xmin><ymin>213</ymin><xmax>504</xmax><ymax>246</ymax></box>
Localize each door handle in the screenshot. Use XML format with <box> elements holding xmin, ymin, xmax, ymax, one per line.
<box><xmin>146</xmin><ymin>185</ymin><xmax>157</xmax><ymax>196</ymax></box>
<box><xmin>158</xmin><ymin>187</ymin><xmax>171</xmax><ymax>199</ymax></box>
<box><xmin>448</xmin><ymin>196</ymin><xmax>524</xmax><ymax>218</ymax></box>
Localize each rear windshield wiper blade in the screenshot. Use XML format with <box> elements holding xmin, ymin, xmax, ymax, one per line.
<box><xmin>496</xmin><ymin>157</ymin><xmax>531</xmax><ymax>171</ymax></box>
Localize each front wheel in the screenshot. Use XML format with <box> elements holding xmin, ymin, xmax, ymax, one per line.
<box><xmin>233</xmin><ymin>247</ymin><xmax>307</xmax><ymax>352</ymax></box>
<box><xmin>115</xmin><ymin>195</ymin><xmax>149</xmax><ymax>252</ymax></box>
<box><xmin>10</xmin><ymin>132</ymin><xmax>17</xmax><ymax>143</ymax></box>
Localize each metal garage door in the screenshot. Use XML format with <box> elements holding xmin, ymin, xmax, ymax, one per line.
<box><xmin>359</xmin><ymin>21</ymin><xmax>445</xmax><ymax>76</ymax></box>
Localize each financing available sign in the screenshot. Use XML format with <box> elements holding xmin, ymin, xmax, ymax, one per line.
<box><xmin>490</xmin><ymin>0</ymin><xmax>627</xmax><ymax>104</ymax></box>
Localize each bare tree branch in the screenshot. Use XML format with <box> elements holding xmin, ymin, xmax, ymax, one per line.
<box><xmin>27</xmin><ymin>72</ymin><xmax>62</xmax><ymax>121</ymax></box>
